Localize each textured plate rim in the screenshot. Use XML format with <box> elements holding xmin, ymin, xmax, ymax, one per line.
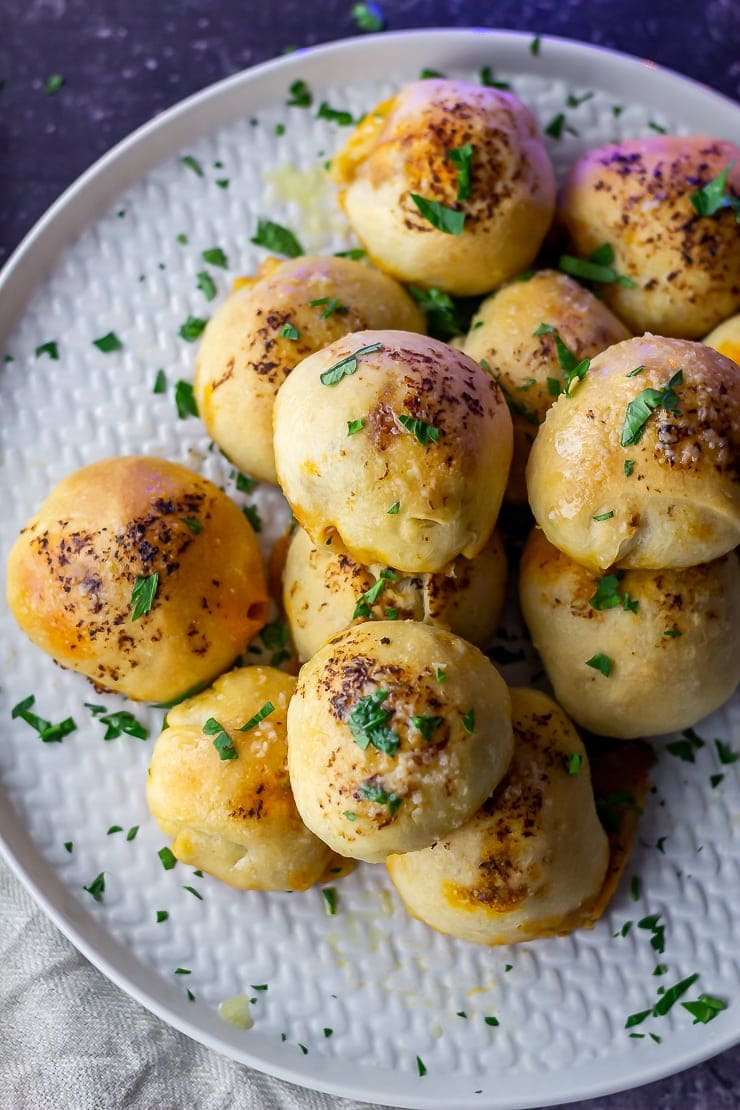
<box><xmin>0</xmin><ymin>27</ymin><xmax>738</xmax><ymax>1110</ymax></box>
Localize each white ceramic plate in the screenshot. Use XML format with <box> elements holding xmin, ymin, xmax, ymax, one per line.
<box><xmin>0</xmin><ymin>30</ymin><xmax>738</xmax><ymax>1110</ymax></box>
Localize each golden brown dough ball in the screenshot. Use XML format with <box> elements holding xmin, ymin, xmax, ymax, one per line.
<box><xmin>331</xmin><ymin>79</ymin><xmax>556</xmax><ymax>296</ymax></box>
<box><xmin>283</xmin><ymin>525</ymin><xmax>507</xmax><ymax>661</ymax></box>
<box><xmin>703</xmin><ymin>313</ymin><xmax>740</xmax><ymax>364</ymax></box>
<box><xmin>519</xmin><ymin>529</ymin><xmax>740</xmax><ymax>738</ymax></box>
<box><xmin>6</xmin><ymin>457</ymin><xmax>268</xmax><ymax>702</ymax></box>
<box><xmin>273</xmin><ymin>330</ymin><xmax>513</xmax><ymax>573</ymax></box>
<box><xmin>386</xmin><ymin>687</ymin><xmax>609</xmax><ymax>946</ymax></box>
<box><xmin>558</xmin><ymin>137</ymin><xmax>740</xmax><ymax>338</ymax></box>
<box><xmin>462</xmin><ymin>269</ymin><xmax>630</xmax><ymax>501</ymax></box>
<box><xmin>526</xmin><ymin>335</ymin><xmax>740</xmax><ymax>571</ymax></box>
<box><xmin>194</xmin><ymin>255</ymin><xmax>424</xmax><ymax>484</ymax></box>
<box><xmin>146</xmin><ymin>666</ymin><xmax>335</xmax><ymax>889</ymax></box>
<box><xmin>286</xmin><ymin>621</ymin><xmax>513</xmax><ymax>864</ymax></box>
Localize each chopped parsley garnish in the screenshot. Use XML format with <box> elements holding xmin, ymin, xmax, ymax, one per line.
<box><xmin>343</xmin><ymin>811</ymin><xmax>357</xmax><ymax>821</ymax></box>
<box><xmin>461</xmin><ymin>708</ymin><xmax>475</xmax><ymax>734</ymax></box>
<box><xmin>652</xmin><ymin>973</ymin><xmax>699</xmax><ymax>1017</ymax></box>
<box><xmin>397</xmin><ymin>413</ymin><xmax>440</xmax><ymax>445</ymax></box>
<box><xmin>664</xmin><ymin>628</ymin><xmax>682</xmax><ymax>638</ymax></box>
<box><xmin>280</xmin><ymin>322</ymin><xmax>300</xmax><ymax>340</ymax></box>
<box><xmin>419</xmin><ymin>68</ymin><xmax>446</xmax><ymax>79</ymax></box>
<box><xmin>715</xmin><ymin>739</ymin><xmax>738</xmax><ymax>764</ymax></box>
<box><xmin>352</xmin><ymin>2</ymin><xmax>385</xmax><ymax>32</ymax></box>
<box><xmin>620</xmin><ymin>370</ymin><xmax>682</xmax><ymax>447</ymax></box>
<box><xmin>158</xmin><ymin>846</ymin><xmax>177</xmax><ymax>870</ymax></box>
<box><xmin>309</xmin><ymin>296</ymin><xmax>347</xmax><ymax>318</ymax></box>
<box><xmin>250</xmin><ymin>219</ymin><xmax>304</xmax><ymax>257</ymax></box>
<box><xmin>45</xmin><ymin>74</ymin><xmax>64</xmax><ymax>95</ymax></box>
<box><xmin>648</xmin><ymin>121</ymin><xmax>667</xmax><ymax>134</ymax></box>
<box><xmin>232</xmin><ymin>469</ymin><xmax>258</xmax><ymax>493</ymax></box>
<box><xmin>186</xmin><ymin>989</ymin><xmax>196</xmax><ymax>1001</ymax></box>
<box><xmin>593</xmin><ymin>510</ymin><xmax>614</xmax><ymax>521</ymax></box>
<box><xmin>630</xmin><ymin>876</ymin><xmax>641</xmax><ymax>901</ymax></box>
<box><xmin>322</xmin><ymin>888</ymin><xmax>338</xmax><ymax>915</ymax></box>
<box><xmin>567</xmin><ymin>91</ymin><xmax>594</xmax><ymax>108</ymax></box>
<box><xmin>711</xmin><ymin>773</ymin><xmax>725</xmax><ymax>788</ymax></box>
<box><xmin>586</xmin><ymin>653</ymin><xmax>613</xmax><ymax>677</ymax></box>
<box><xmin>385</xmin><ymin>607</ymin><xmax>398</xmax><ymax>620</ymax></box>
<box><xmin>319</xmin><ymin>341</ymin><xmax>382</xmax><ymax>385</ymax></box>
<box><xmin>534</xmin><ymin>324</ymin><xmax>590</xmax><ymax>396</ymax></box>
<box><xmin>126</xmin><ymin>826</ymin><xmax>139</xmax><ymax>841</ymax></box>
<box><xmin>653</xmin><ymin>963</ymin><xmax>668</xmax><ymax>975</ymax></box>
<box><xmin>407</xmin><ymin>285</ymin><xmax>474</xmax><ymax>339</ymax></box>
<box><xmin>183</xmin><ymin>885</ymin><xmax>203</xmax><ymax>900</ymax></box>
<box><xmin>347</xmin><ymin>418</ymin><xmax>365</xmax><ymax>436</ymax></box>
<box><xmin>567</xmin><ymin>753</ymin><xmax>583</xmax><ymax>775</ymax></box>
<box><xmin>656</xmin><ymin>837</ymin><xmax>668</xmax><ymax>854</ymax></box>
<box><xmin>666</xmin><ymin>728</ymin><xmax>704</xmax><ymax>763</ymax></box>
<box><xmin>416</xmin><ymin>1056</ymin><xmax>427</xmax><ymax>1077</ymax></box>
<box><xmin>589</xmin><ymin>574</ymin><xmax>624</xmax><ymax>610</ymax></box>
<box><xmin>181</xmin><ymin>155</ymin><xmax>204</xmax><ymax>177</ymax></box>
<box><xmin>316</xmin><ymin>101</ymin><xmax>356</xmax><ymax>126</ymax></box>
<box><xmin>681</xmin><ymin>994</ymin><xmax>727</xmax><ymax>1024</ymax></box>
<box><xmin>153</xmin><ymin>369</ymin><xmax>167</xmax><ymax>394</ymax></box>
<box><xmin>689</xmin><ymin>163</ymin><xmax>739</xmax><ymax>220</ymax></box>
<box><xmin>87</xmin><ymin>706</ymin><xmax>148</xmax><ymax>741</ymax></box>
<box><xmin>130</xmin><ymin>573</ymin><xmax>159</xmax><ymax>620</ymax></box>
<box><xmin>612</xmin><ymin>105</ymin><xmax>624</xmax><ymax>117</ymax></box>
<box><xmin>287</xmin><ymin>79</ymin><xmax>312</xmax><ymax>108</ymax></box>
<box><xmin>624</xmin><ymin>459</ymin><xmax>635</xmax><ymax>477</ymax></box>
<box><xmin>348</xmin><ymin>689</ymin><xmax>399</xmax><ymax>755</ymax></box>
<box><xmin>625</xmin><ymin>1009</ymin><xmax>651</xmax><ymax>1029</ymax></box>
<box><xmin>35</xmin><ymin>340</ymin><xmax>59</xmax><ymax>360</ymax></box>
<box><xmin>238</xmin><ymin>701</ymin><xmax>275</xmax><ymax>732</ymax></box>
<box><xmin>64</xmin><ymin>842</ymin><xmax>73</xmax><ymax>853</ymax></box>
<box><xmin>323</xmin><ymin>1028</ymin><xmax>333</xmax><ymax>1038</ymax></box>
<box><xmin>256</xmin><ymin>619</ymin><xmax>292</xmax><ymax>667</ymax></box>
<box><xmin>530</xmin><ymin>34</ymin><xmax>541</xmax><ymax>55</ymax></box>
<box><xmin>174</xmin><ymin>380</ymin><xmax>199</xmax><ymax>418</ymax></box>
<box><xmin>197</xmin><ymin>272</ymin><xmax>217</xmax><ymax>301</ymax></box>
<box><xmin>387</xmin><ymin>501</ymin><xmax>400</xmax><ymax>515</ymax></box>
<box><xmin>479</xmin><ymin>65</ymin><xmax>510</xmax><ymax>89</ymax></box>
<box><xmin>215</xmin><ymin>178</ymin><xmax>229</xmax><ymax>189</ymax></box>
<box><xmin>411</xmin><ymin>715</ymin><xmax>443</xmax><ymax>741</ymax></box>
<box><xmin>181</xmin><ymin>517</ymin><xmax>203</xmax><ymax>535</ymax></box>
<box><xmin>11</xmin><ymin>695</ymin><xmax>76</xmax><ymax>743</ymax></box>
<box><xmin>334</xmin><ymin>247</ymin><xmax>366</xmax><ymax>260</ymax></box>
<box><xmin>484</xmin><ymin>1016</ymin><xmax>500</xmax><ymax>1027</ymax></box>
<box><xmin>176</xmin><ymin>233</ymin><xmax>188</xmax><ymax>244</ymax></box>
<box><xmin>447</xmin><ymin>144</ymin><xmax>474</xmax><ymax>202</ymax></box>
<box><xmin>179</xmin><ymin>316</ymin><xmax>209</xmax><ymax>344</ymax></box>
<box><xmin>93</xmin><ymin>331</ymin><xmax>123</xmax><ymax>353</ymax></box>
<box><xmin>156</xmin><ymin>910</ymin><xmax>169</xmax><ymax>923</ymax></box>
<box><xmin>559</xmin><ymin>242</ymin><xmax>635</xmax><ymax>287</ymax></box>
<box><xmin>545</xmin><ymin>113</ymin><xmax>567</xmax><ymax>139</ymax></box>
<box><xmin>203</xmin><ymin>717</ymin><xmax>238</xmax><ymax>760</ymax></box>
<box><xmin>435</xmin><ymin>667</ymin><xmax>446</xmax><ymax>683</ymax></box>
<box><xmin>626</xmin><ymin>365</ymin><xmax>645</xmax><ymax>377</ymax></box>
<box><xmin>174</xmin><ymin>968</ymin><xmax>191</xmax><ymax>975</ymax></box>
<box><xmin>107</xmin><ymin>825</ymin><xmax>123</xmax><ymax>835</ymax></box>
<box><xmin>202</xmin><ymin>247</ymin><xmax>228</xmax><ymax>269</ymax></box>
<box><xmin>298</xmin><ymin>1044</ymin><xmax>308</xmax><ymax>1055</ymax></box>
<box><xmin>483</xmin><ymin>362</ymin><xmax>539</xmax><ymax>425</ymax></box>
<box><xmin>410</xmin><ymin>194</ymin><xmax>465</xmax><ymax>235</ymax></box>
<box><xmin>353</xmin><ymin>567</ymin><xmax>397</xmax><ymax>619</ymax></box>
<box><xmin>242</xmin><ymin>504</ymin><xmax>262</xmax><ymax>533</ymax></box>
<box><xmin>83</xmin><ymin>873</ymin><xmax>105</xmax><ymax>902</ymax></box>
<box><xmin>274</xmin><ymin>123</ymin><xmax>285</xmax><ymax>137</ymax></box>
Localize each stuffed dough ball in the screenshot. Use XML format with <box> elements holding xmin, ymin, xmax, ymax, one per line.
<box><xmin>462</xmin><ymin>269</ymin><xmax>630</xmax><ymax>501</ymax></box>
<box><xmin>194</xmin><ymin>255</ymin><xmax>424</xmax><ymax>485</ymax></box>
<box><xmin>6</xmin><ymin>457</ymin><xmax>268</xmax><ymax>703</ymax></box>
<box><xmin>146</xmin><ymin>667</ymin><xmax>336</xmax><ymax>889</ymax></box>
<box><xmin>558</xmin><ymin>136</ymin><xmax>740</xmax><ymax>338</ymax></box>
<box><xmin>386</xmin><ymin>687</ymin><xmax>609</xmax><ymax>946</ymax></box>
<box><xmin>526</xmin><ymin>335</ymin><xmax>740</xmax><ymax>571</ymax></box>
<box><xmin>273</xmin><ymin>330</ymin><xmax>513</xmax><ymax>574</ymax></box>
<box><xmin>704</xmin><ymin>313</ymin><xmax>740</xmax><ymax>364</ymax></box>
<box><xmin>519</xmin><ymin>529</ymin><xmax>740</xmax><ymax>739</ymax></box>
<box><xmin>286</xmin><ymin>621</ymin><xmax>513</xmax><ymax>863</ymax></box>
<box><xmin>331</xmin><ymin>79</ymin><xmax>556</xmax><ymax>296</ymax></box>
<box><xmin>283</xmin><ymin>525</ymin><xmax>507</xmax><ymax>661</ymax></box>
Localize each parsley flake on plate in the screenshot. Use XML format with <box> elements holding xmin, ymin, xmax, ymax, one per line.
<box><xmin>410</xmin><ymin>194</ymin><xmax>465</xmax><ymax>235</ymax></box>
<box><xmin>153</xmin><ymin>368</ymin><xmax>167</xmax><ymax>394</ymax></box>
<box><xmin>242</xmin><ymin>504</ymin><xmax>262</xmax><ymax>533</ymax></box>
<box><xmin>93</xmin><ymin>331</ymin><xmax>123</xmax><ymax>353</ymax></box>
<box><xmin>130</xmin><ymin>573</ymin><xmax>158</xmax><ymax>620</ymax></box>
<box><xmin>11</xmin><ymin>695</ymin><xmax>76</xmax><ymax>743</ymax></box>
<box><xmin>287</xmin><ymin>79</ymin><xmax>312</xmax><ymax>108</ymax></box>
<box><xmin>479</xmin><ymin>65</ymin><xmax>510</xmax><ymax>90</ymax></box>
<box><xmin>158</xmin><ymin>846</ymin><xmax>177</xmax><ymax>870</ymax></box>
<box><xmin>322</xmin><ymin>887</ymin><xmax>338</xmax><ymax>915</ymax></box>
<box><xmin>83</xmin><ymin>873</ymin><xmax>105</xmax><ymax>902</ymax></box>
<box><xmin>45</xmin><ymin>74</ymin><xmax>64</xmax><ymax>95</ymax></box>
<box><xmin>716</xmin><ymin>739</ymin><xmax>738</xmax><ymax>764</ymax></box>
<box><xmin>196</xmin><ymin>272</ymin><xmax>217</xmax><ymax>301</ymax></box>
<box><xmin>348</xmin><ymin>688</ymin><xmax>399</xmax><ymax>755</ymax></box>
<box><xmin>202</xmin><ymin>247</ymin><xmax>228</xmax><ymax>269</ymax></box>
<box><xmin>416</xmin><ymin>1056</ymin><xmax>427</xmax><ymax>1077</ymax></box>
<box><xmin>352</xmin><ymin>2</ymin><xmax>385</xmax><ymax>32</ymax></box>
<box><xmin>681</xmin><ymin>994</ymin><xmax>727</xmax><ymax>1025</ymax></box>
<box><xmin>174</xmin><ymin>380</ymin><xmax>199</xmax><ymax>418</ymax></box>
<box><xmin>181</xmin><ymin>155</ymin><xmax>204</xmax><ymax>177</ymax></box>
<box><xmin>178</xmin><ymin>316</ymin><xmax>208</xmax><ymax>343</ymax></box>
<box><xmin>316</xmin><ymin>101</ymin><xmax>356</xmax><ymax>126</ymax></box>
<box><xmin>251</xmin><ymin>219</ymin><xmax>304</xmax><ymax>257</ymax></box>
<box><xmin>35</xmin><ymin>340</ymin><xmax>59</xmax><ymax>360</ymax></box>
<box><xmin>156</xmin><ymin>910</ymin><xmax>169</xmax><ymax>923</ymax></box>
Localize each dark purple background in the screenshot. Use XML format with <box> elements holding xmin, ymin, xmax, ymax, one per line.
<box><xmin>0</xmin><ymin>1</ymin><xmax>738</xmax><ymax>1106</ymax></box>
